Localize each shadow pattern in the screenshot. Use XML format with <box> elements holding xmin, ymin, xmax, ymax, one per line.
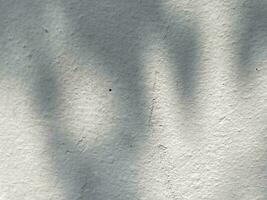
<box><xmin>1</xmin><ymin>0</ymin><xmax>200</xmax><ymax>199</ymax></box>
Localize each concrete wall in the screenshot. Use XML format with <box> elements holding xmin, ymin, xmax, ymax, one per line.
<box><xmin>0</xmin><ymin>0</ymin><xmax>267</xmax><ymax>199</ymax></box>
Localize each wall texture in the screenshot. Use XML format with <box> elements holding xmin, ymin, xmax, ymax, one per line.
<box><xmin>0</xmin><ymin>0</ymin><xmax>267</xmax><ymax>199</ymax></box>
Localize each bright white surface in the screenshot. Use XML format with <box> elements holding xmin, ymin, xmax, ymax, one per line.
<box><xmin>0</xmin><ymin>0</ymin><xmax>267</xmax><ymax>199</ymax></box>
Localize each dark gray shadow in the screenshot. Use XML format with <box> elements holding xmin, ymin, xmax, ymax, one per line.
<box><xmin>163</xmin><ymin>20</ymin><xmax>201</xmax><ymax>136</ymax></box>
<box><xmin>61</xmin><ymin>0</ymin><xmax>201</xmax><ymax>132</ymax></box>
<box><xmin>164</xmin><ymin>22</ymin><xmax>200</xmax><ymax>100</ymax></box>
<box><xmin>237</xmin><ymin>0</ymin><xmax>267</xmax><ymax>82</ymax></box>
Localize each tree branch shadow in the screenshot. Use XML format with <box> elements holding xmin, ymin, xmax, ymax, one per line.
<box><xmin>236</xmin><ymin>0</ymin><xmax>267</xmax><ymax>83</ymax></box>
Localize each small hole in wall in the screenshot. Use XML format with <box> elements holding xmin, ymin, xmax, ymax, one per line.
<box><xmin>109</xmin><ymin>89</ymin><xmax>112</xmax><ymax>92</ymax></box>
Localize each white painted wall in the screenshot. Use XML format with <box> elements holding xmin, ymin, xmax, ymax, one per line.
<box><xmin>0</xmin><ymin>0</ymin><xmax>267</xmax><ymax>199</ymax></box>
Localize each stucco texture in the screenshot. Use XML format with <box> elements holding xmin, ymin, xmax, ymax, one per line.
<box><xmin>0</xmin><ymin>0</ymin><xmax>267</xmax><ymax>199</ymax></box>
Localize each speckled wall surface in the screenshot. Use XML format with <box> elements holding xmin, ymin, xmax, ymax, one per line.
<box><xmin>0</xmin><ymin>0</ymin><xmax>267</xmax><ymax>199</ymax></box>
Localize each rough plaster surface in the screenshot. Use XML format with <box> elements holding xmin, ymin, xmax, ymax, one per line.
<box><xmin>0</xmin><ymin>0</ymin><xmax>267</xmax><ymax>199</ymax></box>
